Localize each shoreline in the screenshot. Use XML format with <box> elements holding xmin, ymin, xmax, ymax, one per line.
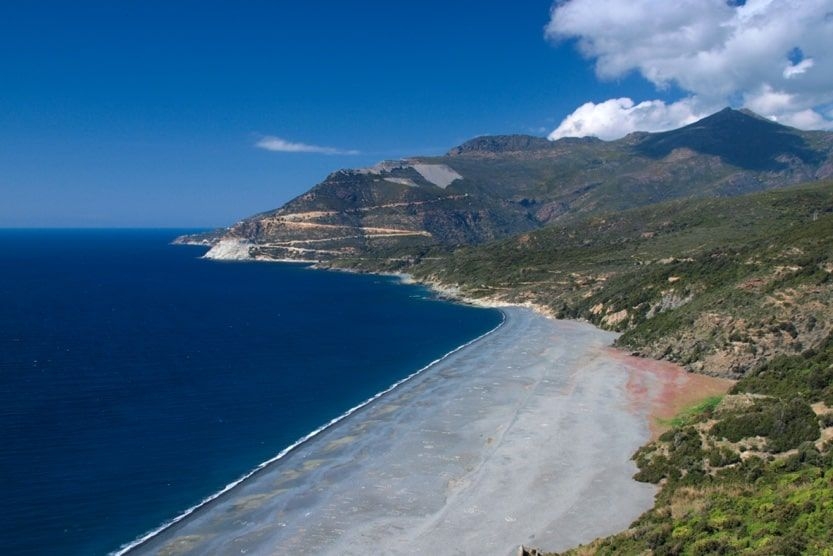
<box><xmin>377</xmin><ymin>271</ymin><xmax>559</xmax><ymax>318</ymax></box>
<box><xmin>175</xmin><ymin>236</ymin><xmax>554</xmax><ymax>318</ymax></box>
<box><xmin>158</xmin><ymin>247</ymin><xmax>734</xmax><ymax>553</ymax></box>
<box><xmin>126</xmin><ymin>305</ymin><xmax>731</xmax><ymax>555</ymax></box>
<box><xmin>114</xmin><ymin>310</ymin><xmax>507</xmax><ymax>556</ymax></box>
<box><xmin>364</xmin><ymin>272</ymin><xmax>736</xmax><ymax>437</ymax></box>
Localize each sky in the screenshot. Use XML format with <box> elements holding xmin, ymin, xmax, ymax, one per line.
<box><xmin>2</xmin><ymin>1</ymin><xmax>832</xmax><ymax>228</ymax></box>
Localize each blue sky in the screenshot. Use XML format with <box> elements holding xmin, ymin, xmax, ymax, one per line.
<box><xmin>3</xmin><ymin>1</ymin><xmax>832</xmax><ymax>227</ymax></box>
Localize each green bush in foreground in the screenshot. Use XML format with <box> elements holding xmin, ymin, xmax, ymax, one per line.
<box><xmin>710</xmin><ymin>397</ymin><xmax>819</xmax><ymax>453</ymax></box>
<box><xmin>734</xmin><ymin>333</ymin><xmax>833</xmax><ymax>404</ymax></box>
<box><xmin>555</xmin><ymin>445</ymin><xmax>833</xmax><ymax>556</ymax></box>
<box><xmin>549</xmin><ymin>341</ymin><xmax>833</xmax><ymax>556</ymax></box>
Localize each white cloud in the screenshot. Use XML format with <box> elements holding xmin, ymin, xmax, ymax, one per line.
<box><xmin>783</xmin><ymin>58</ymin><xmax>814</xmax><ymax>79</ymax></box>
<box><xmin>776</xmin><ymin>109</ymin><xmax>832</xmax><ymax>129</ymax></box>
<box><xmin>743</xmin><ymin>84</ymin><xmax>794</xmax><ymax>115</ymax></box>
<box><xmin>547</xmin><ymin>0</ymin><xmax>833</xmax><ymax>138</ymax></box>
<box><xmin>548</xmin><ymin>97</ymin><xmax>708</xmax><ymax>140</ymax></box>
<box><xmin>255</xmin><ymin>136</ymin><xmax>359</xmax><ymax>155</ymax></box>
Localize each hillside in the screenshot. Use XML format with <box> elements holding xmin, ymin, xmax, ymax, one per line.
<box><xmin>541</xmin><ymin>333</ymin><xmax>833</xmax><ymax>555</ymax></box>
<box><xmin>177</xmin><ymin>109</ymin><xmax>833</xmax><ymax>262</ymax></box>
<box><xmin>409</xmin><ymin>180</ymin><xmax>833</xmax><ymax>379</ymax></box>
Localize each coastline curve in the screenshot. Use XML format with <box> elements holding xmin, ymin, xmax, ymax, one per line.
<box><xmin>114</xmin><ymin>310</ymin><xmax>507</xmax><ymax>555</ymax></box>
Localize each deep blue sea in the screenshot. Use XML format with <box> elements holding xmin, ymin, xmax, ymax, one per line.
<box><xmin>0</xmin><ymin>229</ymin><xmax>501</xmax><ymax>556</ymax></box>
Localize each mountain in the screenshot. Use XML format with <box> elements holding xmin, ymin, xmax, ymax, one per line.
<box><xmin>177</xmin><ymin>108</ymin><xmax>833</xmax><ymax>263</ymax></box>
<box><xmin>636</xmin><ymin>107</ymin><xmax>828</xmax><ymax>171</ymax></box>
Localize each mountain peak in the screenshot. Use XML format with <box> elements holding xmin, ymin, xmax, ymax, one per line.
<box><xmin>447</xmin><ymin>135</ymin><xmax>553</xmax><ymax>156</ymax></box>
<box><xmin>695</xmin><ymin>107</ymin><xmax>779</xmax><ymax>127</ymax></box>
<box><xmin>634</xmin><ymin>107</ymin><xmax>822</xmax><ymax>170</ymax></box>
<box><xmin>736</xmin><ymin>108</ymin><xmax>773</xmax><ymax>121</ymax></box>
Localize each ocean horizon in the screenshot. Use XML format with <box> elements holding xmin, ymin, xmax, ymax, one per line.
<box><xmin>0</xmin><ymin>229</ymin><xmax>501</xmax><ymax>555</ymax></box>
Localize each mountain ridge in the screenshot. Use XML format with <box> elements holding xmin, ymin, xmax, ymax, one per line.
<box><xmin>178</xmin><ymin>108</ymin><xmax>833</xmax><ymax>263</ymax></box>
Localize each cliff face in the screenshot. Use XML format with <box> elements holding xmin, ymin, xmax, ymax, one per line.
<box><xmin>178</xmin><ymin>108</ymin><xmax>833</xmax><ymax>263</ymax></box>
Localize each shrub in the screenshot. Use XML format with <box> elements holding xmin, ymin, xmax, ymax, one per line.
<box><xmin>708</xmin><ymin>447</ymin><xmax>741</xmax><ymax>467</ymax></box>
<box><xmin>709</xmin><ymin>398</ymin><xmax>819</xmax><ymax>452</ymax></box>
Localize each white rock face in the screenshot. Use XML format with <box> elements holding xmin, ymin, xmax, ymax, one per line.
<box><xmin>203</xmin><ymin>239</ymin><xmax>252</xmax><ymax>261</ymax></box>
<box><xmin>384</xmin><ymin>177</ymin><xmax>418</xmax><ymax>187</ymax></box>
<box><xmin>354</xmin><ymin>160</ymin><xmax>462</xmax><ymax>189</ymax></box>
<box><xmin>411</xmin><ymin>163</ymin><xmax>462</xmax><ymax>188</ymax></box>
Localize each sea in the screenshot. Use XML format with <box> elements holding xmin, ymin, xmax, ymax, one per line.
<box><xmin>0</xmin><ymin>229</ymin><xmax>502</xmax><ymax>556</ymax></box>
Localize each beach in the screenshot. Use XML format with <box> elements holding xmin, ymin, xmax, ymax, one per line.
<box><xmin>127</xmin><ymin>307</ymin><xmax>731</xmax><ymax>555</ymax></box>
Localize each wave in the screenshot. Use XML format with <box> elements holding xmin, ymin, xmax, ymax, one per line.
<box><xmin>112</xmin><ymin>310</ymin><xmax>507</xmax><ymax>555</ymax></box>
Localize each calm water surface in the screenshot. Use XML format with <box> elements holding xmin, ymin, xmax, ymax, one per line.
<box><xmin>0</xmin><ymin>229</ymin><xmax>501</xmax><ymax>555</ymax></box>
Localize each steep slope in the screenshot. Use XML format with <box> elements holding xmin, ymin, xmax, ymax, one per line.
<box><xmin>177</xmin><ymin>108</ymin><xmax>833</xmax><ymax>263</ymax></box>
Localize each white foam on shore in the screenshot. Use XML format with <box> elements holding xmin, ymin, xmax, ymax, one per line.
<box><xmin>113</xmin><ymin>311</ymin><xmax>506</xmax><ymax>556</ymax></box>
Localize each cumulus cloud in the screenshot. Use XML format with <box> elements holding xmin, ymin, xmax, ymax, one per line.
<box><xmin>783</xmin><ymin>58</ymin><xmax>814</xmax><ymax>79</ymax></box>
<box><xmin>547</xmin><ymin>0</ymin><xmax>833</xmax><ymax>139</ymax></box>
<box><xmin>548</xmin><ymin>97</ymin><xmax>708</xmax><ymax>140</ymax></box>
<box><xmin>255</xmin><ymin>136</ymin><xmax>359</xmax><ymax>155</ymax></box>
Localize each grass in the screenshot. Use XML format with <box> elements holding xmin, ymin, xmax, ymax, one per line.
<box><xmin>659</xmin><ymin>396</ymin><xmax>724</xmax><ymax>429</ymax></box>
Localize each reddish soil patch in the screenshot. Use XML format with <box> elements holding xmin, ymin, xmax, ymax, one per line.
<box><xmin>607</xmin><ymin>348</ymin><xmax>735</xmax><ymax>440</ymax></box>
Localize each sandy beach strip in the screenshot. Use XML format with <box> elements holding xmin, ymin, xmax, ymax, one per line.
<box><xmin>126</xmin><ymin>307</ymin><xmax>731</xmax><ymax>556</ymax></box>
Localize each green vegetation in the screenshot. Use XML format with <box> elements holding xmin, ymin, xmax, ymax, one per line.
<box><xmin>566</xmin><ymin>463</ymin><xmax>833</xmax><ymax>555</ymax></box>
<box><xmin>549</xmin><ymin>336</ymin><xmax>833</xmax><ymax>555</ymax></box>
<box><xmin>660</xmin><ymin>396</ymin><xmax>723</xmax><ymax>429</ymax></box>
<box><xmin>709</xmin><ymin>397</ymin><xmax>819</xmax><ymax>453</ymax></box>
<box><xmin>411</xmin><ymin>179</ymin><xmax>833</xmax><ymax>377</ymax></box>
<box><xmin>418</xmin><ymin>178</ymin><xmax>833</xmax><ymax>554</ymax></box>
<box><xmin>734</xmin><ymin>334</ymin><xmax>833</xmax><ymax>405</ymax></box>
